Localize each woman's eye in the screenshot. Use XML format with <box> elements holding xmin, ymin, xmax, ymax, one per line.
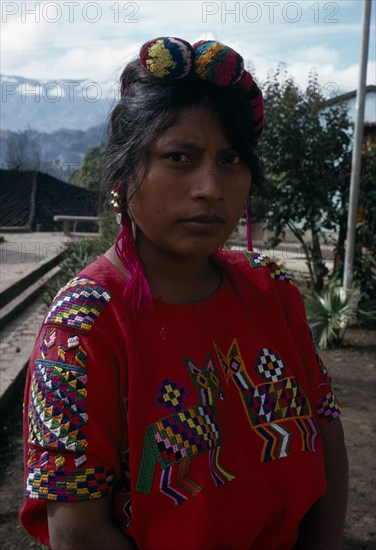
<box><xmin>165</xmin><ymin>152</ymin><xmax>190</xmax><ymax>162</ymax></box>
<box><xmin>222</xmin><ymin>153</ymin><xmax>242</xmax><ymax>165</ymax></box>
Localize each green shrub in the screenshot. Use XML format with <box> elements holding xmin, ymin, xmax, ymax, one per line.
<box><xmin>44</xmin><ymin>237</ymin><xmax>110</xmax><ymax>304</ymax></box>
<box><xmin>304</xmin><ymin>286</ymin><xmax>358</xmax><ymax>349</ymax></box>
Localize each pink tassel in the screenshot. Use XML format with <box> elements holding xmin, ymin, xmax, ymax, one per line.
<box><xmin>115</xmin><ymin>218</ymin><xmax>154</xmax><ymax>316</ymax></box>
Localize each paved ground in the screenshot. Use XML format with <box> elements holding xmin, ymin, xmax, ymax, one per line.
<box><xmin>0</xmin><ymin>233</ymin><xmax>75</xmax><ymax>404</ymax></box>
<box><xmin>0</xmin><ymin>232</ymin><xmax>72</xmax><ymax>294</ymax></box>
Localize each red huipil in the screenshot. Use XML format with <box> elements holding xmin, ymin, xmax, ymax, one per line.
<box><xmin>20</xmin><ymin>251</ymin><xmax>340</xmax><ymax>549</ymax></box>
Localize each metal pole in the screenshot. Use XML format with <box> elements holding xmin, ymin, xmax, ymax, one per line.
<box><xmin>343</xmin><ymin>0</ymin><xmax>372</xmax><ymax>290</ymax></box>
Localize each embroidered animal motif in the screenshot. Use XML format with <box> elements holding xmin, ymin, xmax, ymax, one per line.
<box><xmin>215</xmin><ymin>340</ymin><xmax>318</xmax><ymax>462</ymax></box>
<box><xmin>136</xmin><ymin>355</ymin><xmax>235</xmax><ymax>504</ymax></box>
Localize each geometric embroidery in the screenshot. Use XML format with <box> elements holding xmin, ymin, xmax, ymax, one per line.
<box><xmin>254</xmin><ymin>348</ymin><xmax>285</xmax><ymax>382</ymax></box>
<box><xmin>269</xmin><ymin>264</ymin><xmax>297</xmax><ymax>287</ymax></box>
<box><xmin>244</xmin><ymin>251</ymin><xmax>270</xmax><ymax>268</ymax></box>
<box><xmin>157</xmin><ymin>380</ymin><xmax>185</xmax><ymax>412</ymax></box>
<box><xmin>215</xmin><ymin>339</ymin><xmax>317</xmax><ymax>462</ymax></box>
<box><xmin>57</xmin><ymin>344</ymin><xmax>66</xmax><ymax>362</ymax></box>
<box><xmin>55</xmin><ymin>454</ymin><xmax>65</xmax><ymax>469</ymax></box>
<box><xmin>26</xmin><ymin>466</ymin><xmax>114</xmax><ymax>501</ymax></box>
<box><xmin>28</xmin><ymin>359</ymin><xmax>88</xmax><ymax>452</ymax></box>
<box><xmin>243</xmin><ymin>377</ymin><xmax>310</xmax><ymax>426</ymax></box>
<box><xmin>75</xmin><ymin>346</ymin><xmax>87</xmax><ymax>368</ymax></box>
<box><xmin>67</xmin><ymin>334</ymin><xmax>80</xmax><ymax>349</ymax></box>
<box><xmin>75</xmin><ymin>454</ymin><xmax>88</xmax><ymax>467</ymax></box>
<box><xmin>243</xmin><ymin>251</ymin><xmax>297</xmax><ymax>287</ymax></box>
<box><xmin>150</xmin><ymin>405</ymin><xmax>220</xmax><ymax>468</ymax></box>
<box><xmin>317</xmin><ymin>391</ymin><xmax>341</xmax><ymax>422</ymax></box>
<box><xmin>44</xmin><ymin>277</ymin><xmax>112</xmax><ymax>333</ymax></box>
<box><xmin>40</xmin><ymin>330</ymin><xmax>48</xmax><ymax>359</ymax></box>
<box><xmin>136</xmin><ymin>356</ymin><xmax>235</xmax><ymax>504</ymax></box>
<box><xmin>48</xmin><ymin>328</ymin><xmax>57</xmax><ymax>348</ymax></box>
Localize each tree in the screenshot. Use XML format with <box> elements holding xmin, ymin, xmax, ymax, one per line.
<box><xmin>259</xmin><ymin>68</ymin><xmax>352</xmax><ymax>291</ymax></box>
<box><xmin>5</xmin><ymin>127</ymin><xmax>43</xmax><ymax>171</ymax></box>
<box><xmin>71</xmin><ymin>143</ymin><xmax>106</xmax><ymax>197</ymax></box>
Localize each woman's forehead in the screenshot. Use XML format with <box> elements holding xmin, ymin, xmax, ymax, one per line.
<box><xmin>153</xmin><ymin>105</ymin><xmax>230</xmax><ymax>148</ymax></box>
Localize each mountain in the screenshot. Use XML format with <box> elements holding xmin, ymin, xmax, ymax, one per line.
<box><xmin>1</xmin><ymin>75</ymin><xmax>116</xmax><ymax>132</ymax></box>
<box><xmin>0</xmin><ymin>75</ymin><xmax>117</xmax><ymax>180</ymax></box>
<box><xmin>0</xmin><ymin>125</ymin><xmax>107</xmax><ymax>182</ymax></box>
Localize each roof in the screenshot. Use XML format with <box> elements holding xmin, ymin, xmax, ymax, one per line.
<box><xmin>326</xmin><ymin>85</ymin><xmax>376</xmax><ymax>104</ymax></box>
<box><xmin>0</xmin><ymin>170</ymin><xmax>99</xmax><ymax>230</ymax></box>
<box><xmin>325</xmin><ymin>85</ymin><xmax>376</xmax><ymax>124</ymax></box>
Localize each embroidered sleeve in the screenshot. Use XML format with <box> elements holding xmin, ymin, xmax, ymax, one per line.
<box><xmin>309</xmin><ymin>334</ymin><xmax>341</xmax><ymax>424</ymax></box>
<box><xmin>25</xmin><ymin>277</ymin><xmax>124</xmax><ymax>503</ymax></box>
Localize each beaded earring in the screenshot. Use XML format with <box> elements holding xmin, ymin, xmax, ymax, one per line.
<box><xmin>111</xmin><ymin>182</ymin><xmax>122</xmax><ymax>224</ymax></box>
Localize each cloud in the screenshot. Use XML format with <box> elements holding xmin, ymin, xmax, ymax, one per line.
<box><xmin>1</xmin><ymin>0</ymin><xmax>374</xmax><ymax>92</ymax></box>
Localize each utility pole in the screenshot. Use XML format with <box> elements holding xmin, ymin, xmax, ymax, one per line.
<box><xmin>343</xmin><ymin>0</ymin><xmax>372</xmax><ymax>290</ymax></box>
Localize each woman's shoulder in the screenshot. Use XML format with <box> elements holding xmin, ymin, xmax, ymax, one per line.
<box><xmin>43</xmin><ymin>255</ymin><xmax>126</xmax><ymax>334</ymax></box>
<box><xmin>219</xmin><ymin>248</ymin><xmax>298</xmax><ymax>289</ymax></box>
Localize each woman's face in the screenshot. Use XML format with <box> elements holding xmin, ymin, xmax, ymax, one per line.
<box><xmin>128</xmin><ymin>104</ymin><xmax>251</xmax><ymax>263</ymax></box>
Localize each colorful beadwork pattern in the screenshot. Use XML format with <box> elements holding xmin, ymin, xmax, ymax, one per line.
<box><xmin>244</xmin><ymin>251</ymin><xmax>297</xmax><ymax>287</ymax></box>
<box><xmin>40</xmin><ymin>330</ymin><xmax>48</xmax><ymax>359</ymax></box>
<box><xmin>136</xmin><ymin>358</ymin><xmax>235</xmax><ymax>504</ymax></box>
<box><xmin>55</xmin><ymin>454</ymin><xmax>65</xmax><ymax>469</ymax></box>
<box><xmin>57</xmin><ymin>344</ymin><xmax>66</xmax><ymax>362</ymax></box>
<box><xmin>67</xmin><ymin>334</ymin><xmax>79</xmax><ymax>349</ymax></box>
<box><xmin>26</xmin><ymin>466</ymin><xmax>114</xmax><ymax>501</ymax></box>
<box><xmin>47</xmin><ymin>328</ymin><xmax>57</xmax><ymax>348</ymax></box>
<box><xmin>255</xmin><ymin>348</ymin><xmax>286</xmax><ymax>382</ymax></box>
<box><xmin>29</xmin><ymin>359</ymin><xmax>88</xmax><ymax>452</ymax></box>
<box><xmin>317</xmin><ymin>391</ymin><xmax>341</xmax><ymax>422</ymax></box>
<box><xmin>215</xmin><ymin>340</ymin><xmax>318</xmax><ymax>462</ymax></box>
<box><xmin>44</xmin><ymin>277</ymin><xmax>112</xmax><ymax>333</ymax></box>
<box><xmin>157</xmin><ymin>380</ymin><xmax>186</xmax><ymax>412</ymax></box>
<box><xmin>75</xmin><ymin>346</ymin><xmax>88</xmax><ymax>368</ymax></box>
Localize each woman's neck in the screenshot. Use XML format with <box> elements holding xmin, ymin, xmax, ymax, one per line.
<box><xmin>105</xmin><ymin>242</ymin><xmax>222</xmax><ymax>304</ymax></box>
<box><xmin>141</xmin><ymin>252</ymin><xmax>223</xmax><ymax>304</ymax></box>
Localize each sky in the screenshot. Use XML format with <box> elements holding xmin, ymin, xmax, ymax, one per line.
<box><xmin>1</xmin><ymin>0</ymin><xmax>375</xmax><ymax>97</ymax></box>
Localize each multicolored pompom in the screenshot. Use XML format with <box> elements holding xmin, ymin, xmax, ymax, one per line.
<box><xmin>192</xmin><ymin>40</ymin><xmax>244</xmax><ymax>86</ymax></box>
<box><xmin>140</xmin><ymin>37</ymin><xmax>193</xmax><ymax>80</ymax></box>
<box><xmin>138</xmin><ymin>36</ymin><xmax>264</xmax><ymax>143</ymax></box>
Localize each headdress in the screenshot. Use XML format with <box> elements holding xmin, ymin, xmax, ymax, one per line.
<box><xmin>138</xmin><ymin>37</ymin><xmax>264</xmax><ymax>144</ymax></box>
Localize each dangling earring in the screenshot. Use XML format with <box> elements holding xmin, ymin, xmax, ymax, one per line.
<box><xmin>127</xmin><ymin>209</ymin><xmax>137</xmax><ymax>240</ymax></box>
<box><xmin>111</xmin><ymin>183</ymin><xmax>122</xmax><ymax>224</ymax></box>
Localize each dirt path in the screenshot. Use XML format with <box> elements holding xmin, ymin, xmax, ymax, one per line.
<box><xmin>320</xmin><ymin>329</ymin><xmax>376</xmax><ymax>549</ymax></box>
<box><xmin>0</xmin><ymin>329</ymin><xmax>375</xmax><ymax>549</ymax></box>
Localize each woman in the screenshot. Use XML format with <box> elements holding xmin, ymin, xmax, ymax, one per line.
<box><xmin>20</xmin><ymin>37</ymin><xmax>348</xmax><ymax>550</ymax></box>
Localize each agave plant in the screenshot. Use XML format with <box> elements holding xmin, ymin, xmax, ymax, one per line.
<box><xmin>304</xmin><ymin>286</ymin><xmax>359</xmax><ymax>349</ymax></box>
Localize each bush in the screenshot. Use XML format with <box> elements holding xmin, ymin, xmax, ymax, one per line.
<box><xmin>305</xmin><ymin>282</ymin><xmax>376</xmax><ymax>349</ymax></box>
<box><xmin>304</xmin><ymin>286</ymin><xmax>358</xmax><ymax>349</ymax></box>
<box><xmin>44</xmin><ymin>212</ymin><xmax>119</xmax><ymax>304</ymax></box>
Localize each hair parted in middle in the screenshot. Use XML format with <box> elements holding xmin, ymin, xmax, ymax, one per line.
<box><xmin>102</xmin><ymin>37</ymin><xmax>266</xmax><ymax>315</ymax></box>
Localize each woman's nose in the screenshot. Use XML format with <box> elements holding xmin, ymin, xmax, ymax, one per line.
<box><xmin>191</xmin><ymin>163</ymin><xmax>225</xmax><ymax>201</ymax></box>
